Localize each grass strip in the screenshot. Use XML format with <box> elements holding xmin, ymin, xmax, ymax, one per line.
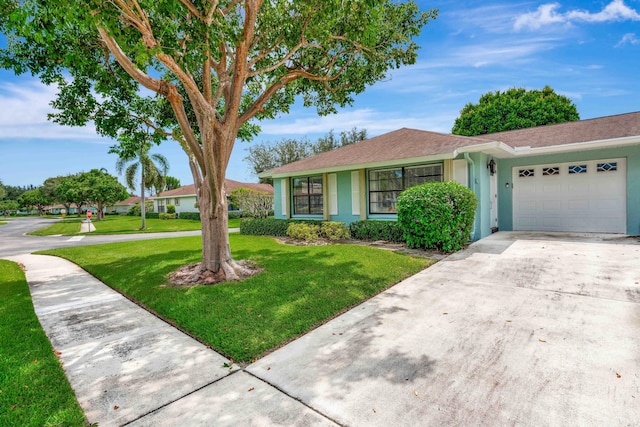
<box><xmin>40</xmin><ymin>235</ymin><xmax>434</xmax><ymax>362</ymax></box>
<box><xmin>28</xmin><ymin>216</ymin><xmax>241</xmax><ymax>236</ymax></box>
<box><xmin>0</xmin><ymin>260</ymin><xmax>86</xmax><ymax>427</ymax></box>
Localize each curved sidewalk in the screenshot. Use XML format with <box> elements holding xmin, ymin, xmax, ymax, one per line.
<box><xmin>7</xmin><ymin>254</ymin><xmax>335</xmax><ymax>427</ymax></box>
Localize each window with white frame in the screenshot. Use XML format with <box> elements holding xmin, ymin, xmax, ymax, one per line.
<box><xmin>369</xmin><ymin>164</ymin><xmax>443</xmax><ymax>214</ymax></box>
<box><xmin>292</xmin><ymin>176</ymin><xmax>323</xmax><ymax>215</ymax></box>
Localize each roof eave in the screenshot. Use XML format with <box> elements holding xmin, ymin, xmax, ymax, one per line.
<box><xmin>506</xmin><ymin>135</ymin><xmax>640</xmax><ymax>157</ymax></box>
<box><xmin>263</xmin><ymin>153</ymin><xmax>456</xmax><ymax>179</ymax></box>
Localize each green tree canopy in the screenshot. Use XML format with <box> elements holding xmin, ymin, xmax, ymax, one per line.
<box><xmin>164</xmin><ymin>176</ymin><xmax>181</xmax><ymax>191</ymax></box>
<box><xmin>17</xmin><ymin>188</ymin><xmax>52</xmax><ymax>215</ymax></box>
<box><xmin>1</xmin><ymin>0</ymin><xmax>436</xmax><ymax>282</ymax></box>
<box><xmin>0</xmin><ymin>180</ymin><xmax>6</xmax><ymax>201</ymax></box>
<box><xmin>451</xmin><ymin>86</ymin><xmax>580</xmax><ymax>136</ymax></box>
<box><xmin>55</xmin><ymin>174</ymin><xmax>87</xmax><ymax>214</ymax></box>
<box><xmin>80</xmin><ymin>169</ymin><xmax>129</xmax><ymax>221</ymax></box>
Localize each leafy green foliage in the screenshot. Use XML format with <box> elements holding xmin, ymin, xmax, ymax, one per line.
<box><xmin>81</xmin><ymin>169</ymin><xmax>129</xmax><ymax>221</ymax></box>
<box><xmin>178</xmin><ymin>211</ymin><xmax>200</xmax><ymax>221</ymax></box>
<box><xmin>163</xmin><ymin>176</ymin><xmax>181</xmax><ymax>191</ymax></box>
<box><xmin>286</xmin><ymin>223</ymin><xmax>320</xmax><ymax>241</ymax></box>
<box><xmin>0</xmin><ymin>260</ymin><xmax>86</xmax><ymax>426</ymax></box>
<box><xmin>166</xmin><ymin>204</ymin><xmax>176</xmax><ymax>214</ymax></box>
<box><xmin>349</xmin><ymin>220</ymin><xmax>405</xmax><ymax>243</ymax></box>
<box><xmin>240</xmin><ymin>218</ymin><xmax>324</xmax><ymax>236</ymax></box>
<box><xmin>451</xmin><ymin>86</ymin><xmax>580</xmax><ymax>136</ymax></box>
<box><xmin>240</xmin><ymin>218</ymin><xmax>292</xmax><ymax>236</ymax></box>
<box><xmin>397</xmin><ymin>181</ymin><xmax>477</xmax><ymax>252</ymax></box>
<box><xmin>227</xmin><ymin>188</ymin><xmax>272</xmax><ymax>218</ymax></box>
<box><xmin>159</xmin><ymin>213</ymin><xmax>176</xmax><ymax>220</ymax></box>
<box><xmin>127</xmin><ymin>201</ymin><xmax>154</xmax><ymax>216</ymax></box>
<box><xmin>39</xmin><ymin>235</ymin><xmax>433</xmax><ymax>361</ymax></box>
<box><xmin>320</xmin><ymin>222</ymin><xmax>351</xmax><ymax>241</ymax></box>
<box><xmin>17</xmin><ymin>188</ymin><xmax>52</xmax><ymax>215</ymax></box>
<box><xmin>1</xmin><ymin>0</ymin><xmax>436</xmax><ymax>273</ymax></box>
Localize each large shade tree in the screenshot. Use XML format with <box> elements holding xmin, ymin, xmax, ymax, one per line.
<box><xmin>451</xmin><ymin>86</ymin><xmax>580</xmax><ymax>136</ymax></box>
<box><xmin>1</xmin><ymin>0</ymin><xmax>436</xmax><ymax>282</ymax></box>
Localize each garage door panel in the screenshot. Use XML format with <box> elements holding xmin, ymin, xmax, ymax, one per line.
<box><xmin>513</xmin><ymin>159</ymin><xmax>626</xmax><ymax>233</ymax></box>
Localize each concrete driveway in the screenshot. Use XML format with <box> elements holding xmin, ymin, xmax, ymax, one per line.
<box><xmin>247</xmin><ymin>232</ymin><xmax>640</xmax><ymax>426</ymax></box>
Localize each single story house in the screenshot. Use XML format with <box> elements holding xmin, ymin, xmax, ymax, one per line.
<box><xmin>110</xmin><ymin>196</ymin><xmax>144</xmax><ymax>214</ymax></box>
<box><xmin>260</xmin><ymin>112</ymin><xmax>640</xmax><ymax>241</ymax></box>
<box><xmin>154</xmin><ymin>179</ymin><xmax>274</xmax><ymax>214</ymax></box>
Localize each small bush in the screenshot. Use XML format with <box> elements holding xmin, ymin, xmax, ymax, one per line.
<box><xmin>166</xmin><ymin>204</ymin><xmax>176</xmax><ymax>214</ymax></box>
<box><xmin>349</xmin><ymin>220</ymin><xmax>404</xmax><ymax>243</ymax></box>
<box><xmin>159</xmin><ymin>213</ymin><xmax>177</xmax><ymax>220</ymax></box>
<box><xmin>320</xmin><ymin>222</ymin><xmax>350</xmax><ymax>241</ymax></box>
<box><xmin>286</xmin><ymin>223</ymin><xmax>320</xmax><ymax>241</ymax></box>
<box><xmin>179</xmin><ymin>211</ymin><xmax>200</xmax><ymax>221</ymax></box>
<box><xmin>145</xmin><ymin>212</ymin><xmax>160</xmax><ymax>219</ymax></box>
<box><xmin>396</xmin><ymin>181</ymin><xmax>477</xmax><ymax>252</ymax></box>
<box><xmin>127</xmin><ymin>201</ymin><xmax>154</xmax><ymax>216</ymax></box>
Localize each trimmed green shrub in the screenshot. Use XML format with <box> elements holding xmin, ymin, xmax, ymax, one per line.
<box><xmin>396</xmin><ymin>181</ymin><xmax>477</xmax><ymax>252</ymax></box>
<box><xmin>286</xmin><ymin>223</ymin><xmax>320</xmax><ymax>241</ymax></box>
<box><xmin>240</xmin><ymin>218</ymin><xmax>290</xmax><ymax>236</ymax></box>
<box><xmin>166</xmin><ymin>204</ymin><xmax>176</xmax><ymax>214</ymax></box>
<box><xmin>179</xmin><ymin>211</ymin><xmax>200</xmax><ymax>221</ymax></box>
<box><xmin>145</xmin><ymin>212</ymin><xmax>160</xmax><ymax>219</ymax></box>
<box><xmin>349</xmin><ymin>220</ymin><xmax>404</xmax><ymax>243</ymax></box>
<box><xmin>159</xmin><ymin>213</ymin><xmax>177</xmax><ymax>220</ymax></box>
<box><xmin>240</xmin><ymin>218</ymin><xmax>323</xmax><ymax>237</ymax></box>
<box><xmin>320</xmin><ymin>222</ymin><xmax>350</xmax><ymax>241</ymax></box>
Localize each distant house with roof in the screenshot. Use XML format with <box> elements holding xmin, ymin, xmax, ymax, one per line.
<box><xmin>260</xmin><ymin>112</ymin><xmax>640</xmax><ymax>241</ymax></box>
<box><xmin>153</xmin><ymin>179</ymin><xmax>274</xmax><ymax>214</ymax></box>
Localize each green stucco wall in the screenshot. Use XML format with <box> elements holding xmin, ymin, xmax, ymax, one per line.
<box><xmin>497</xmin><ymin>145</ymin><xmax>640</xmax><ymax>235</ymax></box>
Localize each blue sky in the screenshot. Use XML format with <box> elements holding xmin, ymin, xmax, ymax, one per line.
<box><xmin>1</xmin><ymin>0</ymin><xmax>639</xmax><ymax>190</ymax></box>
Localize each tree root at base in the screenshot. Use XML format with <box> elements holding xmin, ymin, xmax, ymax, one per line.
<box><xmin>167</xmin><ymin>260</ymin><xmax>261</xmax><ymax>286</ymax></box>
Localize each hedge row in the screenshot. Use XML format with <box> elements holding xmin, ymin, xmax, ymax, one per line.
<box><xmin>348</xmin><ymin>220</ymin><xmax>404</xmax><ymax>243</ymax></box>
<box><xmin>239</xmin><ymin>218</ymin><xmax>322</xmax><ymax>236</ymax></box>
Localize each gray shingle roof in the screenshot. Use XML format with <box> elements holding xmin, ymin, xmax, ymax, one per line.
<box><xmin>262</xmin><ymin>112</ymin><xmax>640</xmax><ymax>177</ymax></box>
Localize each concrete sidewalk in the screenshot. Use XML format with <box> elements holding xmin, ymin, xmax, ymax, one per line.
<box><xmin>7</xmin><ymin>254</ymin><xmax>335</xmax><ymax>427</ymax></box>
<box><xmin>6</xmin><ymin>232</ymin><xmax>640</xmax><ymax>426</ymax></box>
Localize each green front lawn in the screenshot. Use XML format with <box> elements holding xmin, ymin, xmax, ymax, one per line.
<box><xmin>29</xmin><ymin>215</ymin><xmax>241</xmax><ymax>236</ymax></box>
<box><xmin>41</xmin><ymin>235</ymin><xmax>434</xmax><ymax>362</ymax></box>
<box><xmin>0</xmin><ymin>260</ymin><xmax>86</xmax><ymax>427</ymax></box>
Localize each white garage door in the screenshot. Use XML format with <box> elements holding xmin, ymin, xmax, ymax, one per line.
<box><xmin>512</xmin><ymin>158</ymin><xmax>626</xmax><ymax>233</ymax></box>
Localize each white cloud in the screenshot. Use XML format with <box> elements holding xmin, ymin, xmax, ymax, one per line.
<box><xmin>616</xmin><ymin>32</ymin><xmax>639</xmax><ymax>46</ymax></box>
<box><xmin>0</xmin><ymin>80</ymin><xmax>105</xmax><ymax>140</ymax></box>
<box><xmin>259</xmin><ymin>108</ymin><xmax>457</xmax><ymax>136</ymax></box>
<box><xmin>514</xmin><ymin>0</ymin><xmax>640</xmax><ymax>31</ymax></box>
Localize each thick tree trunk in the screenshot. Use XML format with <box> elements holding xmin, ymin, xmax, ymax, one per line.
<box><xmin>196</xmin><ymin>175</ymin><xmax>247</xmax><ymax>282</ymax></box>
<box><xmin>140</xmin><ymin>173</ymin><xmax>146</xmax><ymax>230</ymax></box>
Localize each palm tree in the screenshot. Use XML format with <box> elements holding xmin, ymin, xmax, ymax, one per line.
<box><xmin>115</xmin><ymin>138</ymin><xmax>169</xmax><ymax>230</ymax></box>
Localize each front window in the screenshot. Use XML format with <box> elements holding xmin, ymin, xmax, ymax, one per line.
<box><xmin>293</xmin><ymin>176</ymin><xmax>323</xmax><ymax>215</ymax></box>
<box><xmin>174</xmin><ymin>198</ymin><xmax>180</xmax><ymax>206</ymax></box>
<box><xmin>369</xmin><ymin>164</ymin><xmax>443</xmax><ymax>214</ymax></box>
<box><xmin>157</xmin><ymin>199</ymin><xmax>165</xmax><ymax>213</ymax></box>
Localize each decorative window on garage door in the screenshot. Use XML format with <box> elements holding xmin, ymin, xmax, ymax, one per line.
<box><xmin>597</xmin><ymin>162</ymin><xmax>618</xmax><ymax>172</ymax></box>
<box><xmin>543</xmin><ymin>167</ymin><xmax>559</xmax><ymax>176</ymax></box>
<box><xmin>568</xmin><ymin>164</ymin><xmax>587</xmax><ymax>174</ymax></box>
<box><xmin>518</xmin><ymin>169</ymin><xmax>534</xmax><ymax>177</ymax></box>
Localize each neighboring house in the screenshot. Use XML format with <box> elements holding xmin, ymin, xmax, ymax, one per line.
<box><xmin>110</xmin><ymin>196</ymin><xmax>142</xmax><ymax>214</ymax></box>
<box><xmin>154</xmin><ymin>179</ymin><xmax>274</xmax><ymax>214</ymax></box>
<box><xmin>261</xmin><ymin>112</ymin><xmax>640</xmax><ymax>241</ymax></box>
